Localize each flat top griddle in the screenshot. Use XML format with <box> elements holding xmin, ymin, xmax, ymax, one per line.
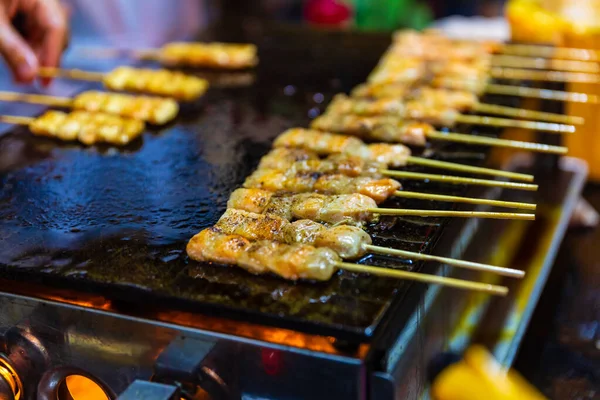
<box><xmin>0</xmin><ymin>24</ymin><xmax>492</xmax><ymax>341</ymax></box>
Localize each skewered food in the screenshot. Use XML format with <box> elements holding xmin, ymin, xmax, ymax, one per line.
<box><xmin>271</xmin><ymin>129</ymin><xmax>553</xmax><ymax>178</ymax></box>
<box><xmin>352</xmin><ymin>81</ymin><xmax>415</xmax><ymax>99</ymax></box>
<box><xmin>311</xmin><ymin>114</ymin><xmax>431</xmax><ymax>146</ymax></box>
<box><xmin>324</xmin><ymin>94</ymin><xmax>463</xmax><ymax>127</ymax></box>
<box><xmin>345</xmin><ymin>86</ymin><xmax>580</xmax><ymax>125</ymax></box>
<box><xmin>215</xmin><ymin>209</ymin><xmax>372</xmax><ymax>259</ymax></box>
<box><xmin>337</xmin><ymin>89</ymin><xmax>478</xmax><ymax>113</ymax></box>
<box><xmin>321</xmin><ymin>93</ymin><xmax>576</xmax><ymax>134</ymax></box>
<box><xmin>214</xmin><ymin>209</ymin><xmax>529</xmax><ymax>276</ymax></box>
<box><xmin>273</xmin><ymin>128</ymin><xmax>412</xmax><ymax>167</ymax></box>
<box><xmin>259</xmin><ymin>148</ymin><xmax>383</xmax><ymax>177</ymax></box>
<box><xmin>73</xmin><ymin>91</ymin><xmax>179</xmax><ymax>125</ymax></box>
<box><xmin>0</xmin><ymin>90</ymin><xmax>180</xmax><ymax>125</ymax></box>
<box><xmin>310</xmin><ymin>113</ymin><xmax>572</xmax><ymax>150</ymax></box>
<box><xmin>227</xmin><ymin>188</ymin><xmax>379</xmax><ymax>226</ymax></box>
<box><xmin>103</xmin><ymin>67</ymin><xmax>209</xmax><ymax>101</ymax></box>
<box><xmin>184</xmin><ymin>29</ymin><xmax>542</xmax><ymax>290</ymax></box>
<box><xmin>187</xmin><ymin>227</ymin><xmax>340</xmax><ymax>280</ymax></box>
<box><xmin>80</xmin><ymin>42</ymin><xmax>259</xmax><ymax>70</ymax></box>
<box><xmin>274</xmin><ymin>127</ymin><xmax>366</xmax><ymax>155</ymax></box>
<box><xmin>257</xmin><ymin>147</ymin><xmax>320</xmax><ymax>170</ymax></box>
<box><xmin>37</xmin><ymin>66</ymin><xmax>210</xmax><ymax>101</ymax></box>
<box><xmin>249</xmin><ymin>148</ymin><xmax>539</xmax><ymax>206</ymax></box>
<box><xmin>227</xmin><ymin>187</ymin><xmax>534</xmax><ymax>226</ymax></box>
<box><xmin>389</xmin><ymin>30</ymin><xmax>495</xmax><ymax>62</ymax></box>
<box><xmin>29</xmin><ymin>110</ymin><xmax>145</xmax><ymax>145</ymax></box>
<box><xmin>160</xmin><ymin>42</ymin><xmax>258</xmax><ymax>69</ymax></box>
<box><xmin>243</xmin><ymin>169</ymin><xmax>400</xmax><ymax>203</ymax></box>
<box><xmin>187</xmin><ymin>227</ymin><xmax>514</xmax><ymax>293</ymax></box>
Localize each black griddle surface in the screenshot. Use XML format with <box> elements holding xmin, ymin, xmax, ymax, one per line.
<box><xmin>0</xmin><ymin>24</ymin><xmax>492</xmax><ymax>341</ymax></box>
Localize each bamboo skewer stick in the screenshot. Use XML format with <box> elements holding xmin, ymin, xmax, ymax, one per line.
<box><xmin>362</xmin><ymin>245</ymin><xmax>524</xmax><ymax>278</ymax></box>
<box><xmin>491</xmin><ymin>55</ymin><xmax>600</xmax><ymax>73</ymax></box>
<box><xmin>405</xmin><ymin>156</ymin><xmax>534</xmax><ymax>182</ymax></box>
<box><xmin>366</xmin><ymin>208</ymin><xmax>535</xmax><ymax>220</ymax></box>
<box><xmin>471</xmin><ymin>103</ymin><xmax>584</xmax><ymax>125</ymax></box>
<box><xmin>472</xmin><ymin>102</ymin><xmax>579</xmax><ymax>124</ymax></box>
<box><xmin>438</xmin><ymin>80</ymin><xmax>599</xmax><ymax>104</ymax></box>
<box><xmin>426</xmin><ymin>131</ymin><xmax>568</xmax><ymax>154</ymax></box>
<box><xmin>38</xmin><ymin>67</ymin><xmax>105</xmax><ymax>82</ymax></box>
<box><xmin>498</xmin><ymin>43</ymin><xmax>600</xmax><ymax>62</ymax></box>
<box><xmin>0</xmin><ymin>115</ymin><xmax>34</xmax><ymax>125</ymax></box>
<box><xmin>393</xmin><ymin>191</ymin><xmax>536</xmax><ymax>210</ymax></box>
<box><xmin>489</xmin><ymin>67</ymin><xmax>600</xmax><ymax>84</ymax></box>
<box><xmin>336</xmin><ymin>262</ymin><xmax>508</xmax><ymax>295</ymax></box>
<box><xmin>382</xmin><ymin>170</ymin><xmax>539</xmax><ymax>191</ymax></box>
<box><xmin>0</xmin><ymin>91</ymin><xmax>72</xmax><ymax>107</ymax></box>
<box><xmin>453</xmin><ymin>114</ymin><xmax>575</xmax><ymax>133</ymax></box>
<box><xmin>485</xmin><ymin>83</ymin><xmax>599</xmax><ymax>103</ymax></box>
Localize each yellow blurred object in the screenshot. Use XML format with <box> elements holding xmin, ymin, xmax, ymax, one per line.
<box><xmin>506</xmin><ymin>0</ymin><xmax>569</xmax><ymax>45</ymax></box>
<box><xmin>506</xmin><ymin>0</ymin><xmax>600</xmax><ymax>180</ymax></box>
<box><xmin>431</xmin><ymin>345</ymin><xmax>547</xmax><ymax>400</ymax></box>
<box><xmin>564</xmin><ymin>29</ymin><xmax>600</xmax><ymax>181</ymax></box>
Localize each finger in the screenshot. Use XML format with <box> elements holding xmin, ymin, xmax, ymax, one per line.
<box><xmin>0</xmin><ymin>12</ymin><xmax>38</xmax><ymax>82</ymax></box>
<box><xmin>32</xmin><ymin>0</ymin><xmax>67</xmax><ymax>86</ymax></box>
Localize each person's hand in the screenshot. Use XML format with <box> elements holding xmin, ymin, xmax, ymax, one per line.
<box><xmin>0</xmin><ymin>0</ymin><xmax>68</xmax><ymax>83</ymax></box>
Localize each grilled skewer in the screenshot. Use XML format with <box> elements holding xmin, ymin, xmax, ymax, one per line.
<box><xmin>310</xmin><ymin>115</ymin><xmax>568</xmax><ymax>154</ymax></box>
<box><xmin>273</xmin><ymin>129</ymin><xmax>536</xmax><ymax>184</ymax></box>
<box><xmin>227</xmin><ymin>189</ymin><xmax>535</xmax><ymax>227</ymax></box>
<box><xmin>248</xmin><ymin>150</ymin><xmax>536</xmax><ymax>209</ymax></box>
<box><xmin>0</xmin><ymin>90</ymin><xmax>179</xmax><ymax>125</ymax></box>
<box><xmin>0</xmin><ymin>111</ymin><xmax>145</xmax><ymax>145</ymax></box>
<box><xmin>216</xmin><ymin>208</ymin><xmax>525</xmax><ymax>278</ymax></box>
<box><xmin>369</xmin><ymin>31</ymin><xmax>599</xmax><ymax>102</ymax></box>
<box><xmin>320</xmin><ymin>102</ymin><xmax>575</xmax><ymax>137</ymax></box>
<box><xmin>80</xmin><ymin>42</ymin><xmax>258</xmax><ymax>69</ymax></box>
<box><xmin>37</xmin><ymin>67</ymin><xmax>209</xmax><ymax>101</ymax></box>
<box><xmin>325</xmin><ymin>93</ymin><xmax>578</xmax><ymax>131</ymax></box>
<box><xmin>392</xmin><ymin>29</ymin><xmax>599</xmax><ymax>64</ymax></box>
<box><xmin>357</xmin><ymin>76</ymin><xmax>599</xmax><ymax>105</ymax></box>
<box><xmin>385</xmin><ymin>31</ymin><xmax>600</xmax><ymax>85</ymax></box>
<box><xmin>244</xmin><ymin>168</ymin><xmax>402</xmax><ymax>204</ymax></box>
<box><xmin>187</xmin><ymin>227</ymin><xmax>509</xmax><ymax>295</ymax></box>
<box><xmin>374</xmin><ymin>52</ymin><xmax>600</xmax><ymax>86</ymax></box>
<box><xmin>494</xmin><ymin>43</ymin><xmax>600</xmax><ymax>62</ymax></box>
<box><xmin>490</xmin><ymin>55</ymin><xmax>600</xmax><ymax>74</ymax></box>
<box><xmin>343</xmin><ymin>88</ymin><xmax>583</xmax><ymax>125</ymax></box>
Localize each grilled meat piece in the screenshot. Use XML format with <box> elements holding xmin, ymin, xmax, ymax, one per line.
<box><xmin>29</xmin><ymin>110</ymin><xmax>145</xmax><ymax>145</ymax></box>
<box><xmin>161</xmin><ymin>42</ymin><xmax>258</xmax><ymax>69</ymax></box>
<box><xmin>187</xmin><ymin>228</ymin><xmax>340</xmax><ymax>281</ymax></box>
<box><xmin>228</xmin><ymin>189</ymin><xmax>379</xmax><ymax>226</ymax></box>
<box><xmin>273</xmin><ymin>129</ymin><xmax>411</xmax><ymax>168</ymax></box>
<box><xmin>103</xmin><ymin>67</ymin><xmax>209</xmax><ymax>101</ymax></box>
<box><xmin>311</xmin><ymin>114</ymin><xmax>430</xmax><ymax>146</ymax></box>
<box><xmin>73</xmin><ymin>91</ymin><xmax>179</xmax><ymax>125</ymax></box>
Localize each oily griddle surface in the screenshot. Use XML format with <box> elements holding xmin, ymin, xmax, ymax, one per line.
<box><xmin>0</xmin><ymin>26</ymin><xmax>489</xmax><ymax>340</ymax></box>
